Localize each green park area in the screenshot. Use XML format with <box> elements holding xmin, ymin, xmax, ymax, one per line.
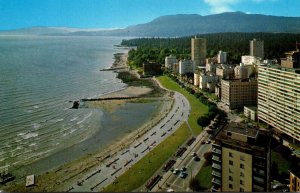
<box><xmin>157</xmin><ymin>75</ymin><xmax>209</xmax><ymax>135</ymax></box>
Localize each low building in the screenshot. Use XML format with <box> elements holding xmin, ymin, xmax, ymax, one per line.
<box><xmin>290</xmin><ymin>170</ymin><xmax>300</xmax><ymax>192</ymax></box>
<box><xmin>216</xmin><ymin>64</ymin><xmax>235</xmax><ymax>80</ymax></box>
<box><xmin>242</xmin><ymin>55</ymin><xmax>261</xmax><ymax>66</ymax></box>
<box><xmin>206</xmin><ymin>63</ymin><xmax>217</xmax><ymax>74</ymax></box>
<box><xmin>244</xmin><ymin>106</ymin><xmax>257</xmax><ymax>121</ymax></box>
<box><xmin>179</xmin><ymin>59</ymin><xmax>194</xmax><ymax>75</ymax></box>
<box><xmin>234</xmin><ymin>63</ymin><xmax>249</xmax><ymax>80</ymax></box>
<box><xmin>165</xmin><ymin>55</ymin><xmax>177</xmax><ymax>70</ymax></box>
<box><xmin>199</xmin><ymin>72</ymin><xmax>218</xmax><ymax>91</ymax></box>
<box><xmin>221</xmin><ymin>78</ymin><xmax>258</xmax><ymax>109</ymax></box>
<box><xmin>211</xmin><ymin>122</ymin><xmax>271</xmax><ymax>192</ymax></box>
<box><xmin>143</xmin><ymin>62</ymin><xmax>162</xmax><ymax>76</ymax></box>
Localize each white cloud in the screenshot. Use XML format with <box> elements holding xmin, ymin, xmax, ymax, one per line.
<box><xmin>203</xmin><ymin>0</ymin><xmax>277</xmax><ymax>14</ymax></box>
<box><xmin>203</xmin><ymin>0</ymin><xmax>240</xmax><ymax>14</ymax></box>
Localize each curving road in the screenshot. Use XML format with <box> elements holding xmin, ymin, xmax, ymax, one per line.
<box><xmin>67</xmin><ymin>91</ymin><xmax>191</xmax><ymax>192</ymax></box>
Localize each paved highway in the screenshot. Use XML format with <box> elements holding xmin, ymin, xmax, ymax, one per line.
<box><xmin>68</xmin><ymin>91</ymin><xmax>190</xmax><ymax>192</ymax></box>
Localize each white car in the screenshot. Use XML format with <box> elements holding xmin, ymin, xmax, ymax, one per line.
<box><xmin>172</xmin><ymin>169</ymin><xmax>179</xmax><ymax>174</ymax></box>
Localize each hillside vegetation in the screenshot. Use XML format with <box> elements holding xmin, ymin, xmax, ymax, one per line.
<box><xmin>121</xmin><ymin>32</ymin><xmax>300</xmax><ymax>65</ymax></box>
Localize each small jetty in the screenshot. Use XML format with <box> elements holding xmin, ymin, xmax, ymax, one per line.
<box><xmin>100</xmin><ymin>66</ymin><xmax>127</xmax><ymax>71</ymax></box>
<box><xmin>0</xmin><ymin>167</ymin><xmax>15</xmax><ymax>185</ymax></box>
<box><xmin>81</xmin><ymin>96</ymin><xmax>140</xmax><ymax>102</ymax></box>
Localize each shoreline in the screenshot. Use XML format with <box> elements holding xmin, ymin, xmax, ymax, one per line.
<box><xmin>4</xmin><ymin>52</ymin><xmax>174</xmax><ymax>192</ymax></box>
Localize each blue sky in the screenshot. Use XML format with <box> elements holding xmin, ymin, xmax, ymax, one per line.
<box><xmin>0</xmin><ymin>0</ymin><xmax>299</xmax><ymax>30</ymax></box>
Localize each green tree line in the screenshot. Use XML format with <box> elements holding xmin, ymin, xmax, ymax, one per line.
<box><xmin>122</xmin><ymin>32</ymin><xmax>300</xmax><ymax>67</ymax></box>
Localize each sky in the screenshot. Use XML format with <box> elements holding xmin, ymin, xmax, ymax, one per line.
<box><xmin>0</xmin><ymin>0</ymin><xmax>299</xmax><ymax>30</ymax></box>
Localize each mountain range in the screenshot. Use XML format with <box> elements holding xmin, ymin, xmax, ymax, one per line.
<box><xmin>1</xmin><ymin>12</ymin><xmax>300</xmax><ymax>37</ymax></box>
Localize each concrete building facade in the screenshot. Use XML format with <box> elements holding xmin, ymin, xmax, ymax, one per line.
<box><xmin>290</xmin><ymin>170</ymin><xmax>300</xmax><ymax>192</ymax></box>
<box><xmin>211</xmin><ymin>122</ymin><xmax>271</xmax><ymax>192</ymax></box>
<box><xmin>221</xmin><ymin>79</ymin><xmax>258</xmax><ymax>109</ymax></box>
<box><xmin>191</xmin><ymin>37</ymin><xmax>207</xmax><ymax>67</ymax></box>
<box><xmin>250</xmin><ymin>39</ymin><xmax>264</xmax><ymax>59</ymax></box>
<box><xmin>179</xmin><ymin>59</ymin><xmax>194</xmax><ymax>75</ymax></box>
<box><xmin>257</xmin><ymin>65</ymin><xmax>300</xmax><ymax>142</ymax></box>
<box><xmin>216</xmin><ymin>65</ymin><xmax>235</xmax><ymax>80</ymax></box>
<box><xmin>165</xmin><ymin>55</ymin><xmax>177</xmax><ymax>70</ymax></box>
<box><xmin>199</xmin><ymin>73</ymin><xmax>218</xmax><ymax>91</ymax></box>
<box><xmin>244</xmin><ymin>106</ymin><xmax>257</xmax><ymax>121</ymax></box>
<box><xmin>218</xmin><ymin>50</ymin><xmax>227</xmax><ymax>64</ymax></box>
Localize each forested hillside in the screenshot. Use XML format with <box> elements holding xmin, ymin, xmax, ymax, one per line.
<box><xmin>121</xmin><ymin>33</ymin><xmax>300</xmax><ymax>67</ymax></box>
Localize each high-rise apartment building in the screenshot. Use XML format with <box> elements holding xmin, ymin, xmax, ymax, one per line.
<box><xmin>221</xmin><ymin>79</ymin><xmax>258</xmax><ymax>109</ymax></box>
<box><xmin>257</xmin><ymin>50</ymin><xmax>300</xmax><ymax>142</ymax></box>
<box><xmin>250</xmin><ymin>39</ymin><xmax>264</xmax><ymax>59</ymax></box>
<box><xmin>191</xmin><ymin>36</ymin><xmax>207</xmax><ymax>67</ymax></box>
<box><xmin>217</xmin><ymin>50</ymin><xmax>227</xmax><ymax>64</ymax></box>
<box><xmin>211</xmin><ymin>122</ymin><xmax>271</xmax><ymax>192</ymax></box>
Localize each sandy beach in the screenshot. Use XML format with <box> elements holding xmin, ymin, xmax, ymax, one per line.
<box><xmin>5</xmin><ymin>52</ymin><xmax>174</xmax><ymax>192</ymax></box>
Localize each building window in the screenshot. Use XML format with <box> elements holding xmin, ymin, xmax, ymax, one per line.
<box><xmin>229</xmin><ymin>152</ymin><xmax>233</xmax><ymax>158</ymax></box>
<box><xmin>229</xmin><ymin>176</ymin><xmax>233</xmax><ymax>181</ymax></box>
<box><xmin>229</xmin><ymin>184</ymin><xmax>233</xmax><ymax>189</ymax></box>
<box><xmin>240</xmin><ymin>188</ymin><xmax>244</xmax><ymax>192</ymax></box>
<box><xmin>240</xmin><ymin>155</ymin><xmax>245</xmax><ymax>161</ymax></box>
<box><xmin>240</xmin><ymin>172</ymin><xmax>244</xmax><ymax>177</ymax></box>
<box><xmin>229</xmin><ymin>160</ymin><xmax>233</xmax><ymax>165</ymax></box>
<box><xmin>229</xmin><ymin>168</ymin><xmax>233</xmax><ymax>174</ymax></box>
<box><xmin>240</xmin><ymin>180</ymin><xmax>244</xmax><ymax>185</ymax></box>
<box><xmin>240</xmin><ymin>163</ymin><xmax>245</xmax><ymax>169</ymax></box>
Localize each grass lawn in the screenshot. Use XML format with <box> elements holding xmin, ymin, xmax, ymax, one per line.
<box><xmin>195</xmin><ymin>163</ymin><xmax>212</xmax><ymax>190</ymax></box>
<box><xmin>156</xmin><ymin>76</ymin><xmax>209</xmax><ymax>135</ymax></box>
<box><xmin>271</xmin><ymin>150</ymin><xmax>291</xmax><ymax>174</ymax></box>
<box><xmin>102</xmin><ymin>123</ymin><xmax>191</xmax><ymax>192</ymax></box>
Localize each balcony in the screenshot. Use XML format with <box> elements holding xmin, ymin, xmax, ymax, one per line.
<box><xmin>212</xmin><ymin>155</ymin><xmax>221</xmax><ymax>162</ymax></box>
<box><xmin>212</xmin><ymin>171</ymin><xmax>221</xmax><ymax>178</ymax></box>
<box><xmin>212</xmin><ymin>148</ymin><xmax>221</xmax><ymax>154</ymax></box>
<box><xmin>212</xmin><ymin>163</ymin><xmax>221</xmax><ymax>170</ymax></box>
<box><xmin>212</xmin><ymin>178</ymin><xmax>221</xmax><ymax>185</ymax></box>
<box><xmin>253</xmin><ymin>184</ymin><xmax>265</xmax><ymax>192</ymax></box>
<box><xmin>211</xmin><ymin>185</ymin><xmax>221</xmax><ymax>192</ymax></box>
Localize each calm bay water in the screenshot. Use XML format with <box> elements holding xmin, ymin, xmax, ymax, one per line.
<box><xmin>0</xmin><ymin>36</ymin><xmax>159</xmax><ymax>175</ymax></box>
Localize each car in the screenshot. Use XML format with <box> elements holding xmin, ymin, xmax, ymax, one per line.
<box><xmin>179</xmin><ymin>171</ymin><xmax>188</xmax><ymax>178</ymax></box>
<box><xmin>173</xmin><ymin>169</ymin><xmax>179</xmax><ymax>174</ymax></box>
<box><xmin>205</xmin><ymin>140</ymin><xmax>211</xmax><ymax>144</ymax></box>
<box><xmin>181</xmin><ymin>167</ymin><xmax>187</xmax><ymax>172</ymax></box>
<box><xmin>201</xmin><ymin>141</ymin><xmax>205</xmax><ymax>144</ymax></box>
<box><xmin>191</xmin><ymin>152</ymin><xmax>197</xmax><ymax>157</ymax></box>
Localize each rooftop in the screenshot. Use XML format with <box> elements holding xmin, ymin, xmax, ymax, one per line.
<box><xmin>224</xmin><ymin>122</ymin><xmax>258</xmax><ymax>138</ymax></box>
<box><xmin>215</xmin><ymin>122</ymin><xmax>271</xmax><ymax>151</ymax></box>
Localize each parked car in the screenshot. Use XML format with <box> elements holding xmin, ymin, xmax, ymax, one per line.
<box><xmin>181</xmin><ymin>167</ymin><xmax>187</xmax><ymax>172</ymax></box>
<box><xmin>172</xmin><ymin>169</ymin><xmax>179</xmax><ymax>174</ymax></box>
<box><xmin>179</xmin><ymin>171</ymin><xmax>188</xmax><ymax>179</ymax></box>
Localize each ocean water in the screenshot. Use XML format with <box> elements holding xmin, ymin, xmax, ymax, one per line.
<box><xmin>0</xmin><ymin>36</ymin><xmax>159</xmax><ymax>175</ymax></box>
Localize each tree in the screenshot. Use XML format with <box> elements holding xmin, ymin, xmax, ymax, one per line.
<box><xmin>197</xmin><ymin>115</ymin><xmax>210</xmax><ymax>127</ymax></box>
<box><xmin>204</xmin><ymin>152</ymin><xmax>213</xmax><ymax>165</ymax></box>
<box><xmin>189</xmin><ymin>177</ymin><xmax>201</xmax><ymax>191</ymax></box>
